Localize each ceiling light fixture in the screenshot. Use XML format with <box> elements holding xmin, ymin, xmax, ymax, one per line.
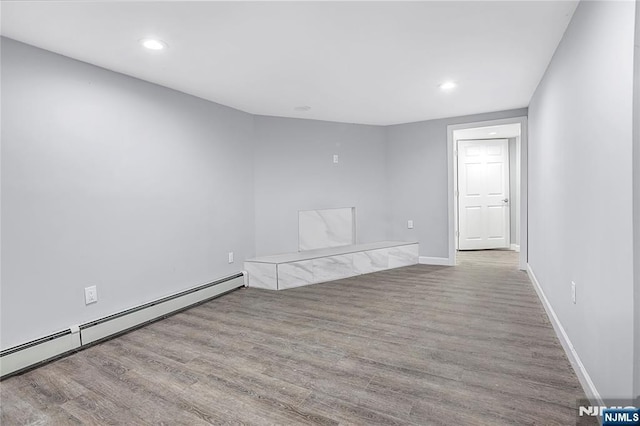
<box><xmin>141</xmin><ymin>38</ymin><xmax>167</xmax><ymax>51</ymax></box>
<box><xmin>439</xmin><ymin>81</ymin><xmax>457</xmax><ymax>91</ymax></box>
<box><xmin>489</xmin><ymin>131</ymin><xmax>498</xmax><ymax>135</ymax></box>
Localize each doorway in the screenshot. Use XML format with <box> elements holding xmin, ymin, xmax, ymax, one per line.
<box><xmin>447</xmin><ymin>117</ymin><xmax>528</xmax><ymax>270</ymax></box>
<box><xmin>457</xmin><ymin>138</ymin><xmax>511</xmax><ymax>250</ymax></box>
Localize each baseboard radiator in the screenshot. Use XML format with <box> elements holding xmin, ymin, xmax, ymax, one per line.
<box><xmin>0</xmin><ymin>272</ymin><xmax>246</xmax><ymax>379</ymax></box>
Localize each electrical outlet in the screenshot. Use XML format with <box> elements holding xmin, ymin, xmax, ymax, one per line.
<box><xmin>571</xmin><ymin>281</ymin><xmax>576</xmax><ymax>304</ymax></box>
<box><xmin>333</xmin><ymin>154</ymin><xmax>339</xmax><ymax>164</ymax></box>
<box><xmin>228</xmin><ymin>252</ymin><xmax>234</xmax><ymax>263</ymax></box>
<box><xmin>84</xmin><ymin>285</ymin><xmax>98</xmax><ymax>305</ymax></box>
<box><xmin>407</xmin><ymin>220</ymin><xmax>414</xmax><ymax>229</ymax></box>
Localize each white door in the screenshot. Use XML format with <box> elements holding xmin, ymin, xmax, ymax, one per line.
<box><xmin>457</xmin><ymin>139</ymin><xmax>510</xmax><ymax>250</ymax></box>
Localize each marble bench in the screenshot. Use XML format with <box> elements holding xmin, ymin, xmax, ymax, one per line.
<box><xmin>243</xmin><ymin>241</ymin><xmax>419</xmax><ymax>290</ymax></box>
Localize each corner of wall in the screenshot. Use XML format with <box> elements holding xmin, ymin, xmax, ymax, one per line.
<box><xmin>382</xmin><ymin>125</ymin><xmax>394</xmax><ymax>241</ymax></box>
<box><xmin>632</xmin><ymin>0</ymin><xmax>640</xmax><ymax>402</ymax></box>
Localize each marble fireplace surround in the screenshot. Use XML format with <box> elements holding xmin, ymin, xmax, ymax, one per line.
<box><xmin>298</xmin><ymin>207</ymin><xmax>355</xmax><ymax>251</ymax></box>
<box><xmin>244</xmin><ymin>241</ymin><xmax>419</xmax><ymax>290</ymax></box>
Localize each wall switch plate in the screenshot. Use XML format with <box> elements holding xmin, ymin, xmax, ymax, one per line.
<box><xmin>84</xmin><ymin>285</ymin><xmax>98</xmax><ymax>305</ymax></box>
<box><xmin>333</xmin><ymin>154</ymin><xmax>339</xmax><ymax>164</ymax></box>
<box><xmin>571</xmin><ymin>281</ymin><xmax>576</xmax><ymax>304</ymax></box>
<box><xmin>407</xmin><ymin>220</ymin><xmax>414</xmax><ymax>229</ymax></box>
<box><xmin>228</xmin><ymin>252</ymin><xmax>234</xmax><ymax>263</ymax></box>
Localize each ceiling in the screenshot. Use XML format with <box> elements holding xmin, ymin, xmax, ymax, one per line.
<box><xmin>455</xmin><ymin>123</ymin><xmax>521</xmax><ymax>140</ymax></box>
<box><xmin>0</xmin><ymin>1</ymin><xmax>577</xmax><ymax>126</ymax></box>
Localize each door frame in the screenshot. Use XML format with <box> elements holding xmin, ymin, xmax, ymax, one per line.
<box><xmin>456</xmin><ymin>138</ymin><xmax>511</xmax><ymax>251</ymax></box>
<box><xmin>447</xmin><ymin>116</ymin><xmax>528</xmax><ymax>270</ymax></box>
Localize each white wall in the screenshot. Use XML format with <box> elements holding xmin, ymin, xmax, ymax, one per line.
<box><xmin>253</xmin><ymin>116</ymin><xmax>389</xmax><ymax>256</ymax></box>
<box><xmin>0</xmin><ymin>37</ymin><xmax>527</xmax><ymax>351</ymax></box>
<box><xmin>1</xmin><ymin>38</ymin><xmax>255</xmax><ymax>349</ymax></box>
<box><xmin>633</xmin><ymin>0</ymin><xmax>640</xmax><ymax>402</ymax></box>
<box><xmin>515</xmin><ymin>135</ymin><xmax>521</xmax><ymax>248</ymax></box>
<box><xmin>385</xmin><ymin>109</ymin><xmax>527</xmax><ymax>259</ymax></box>
<box><xmin>528</xmin><ymin>0</ymin><xmax>636</xmax><ymax>399</ymax></box>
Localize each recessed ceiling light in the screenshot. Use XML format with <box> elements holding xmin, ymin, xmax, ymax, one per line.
<box><xmin>439</xmin><ymin>81</ymin><xmax>457</xmax><ymax>91</ymax></box>
<box><xmin>141</xmin><ymin>39</ymin><xmax>167</xmax><ymax>51</ymax></box>
<box><xmin>294</xmin><ymin>106</ymin><xmax>311</xmax><ymax>112</ymax></box>
<box><xmin>489</xmin><ymin>132</ymin><xmax>498</xmax><ymax>135</ymax></box>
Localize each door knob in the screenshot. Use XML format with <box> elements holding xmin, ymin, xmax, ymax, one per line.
<box><xmin>502</xmin><ymin>198</ymin><xmax>509</xmax><ymax>203</ymax></box>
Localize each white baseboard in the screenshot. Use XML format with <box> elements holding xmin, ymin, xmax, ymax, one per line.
<box><xmin>0</xmin><ymin>273</ymin><xmax>245</xmax><ymax>379</ymax></box>
<box><xmin>419</xmin><ymin>256</ymin><xmax>451</xmax><ymax>266</ymax></box>
<box><xmin>510</xmin><ymin>244</ymin><xmax>520</xmax><ymax>252</ymax></box>
<box><xmin>0</xmin><ymin>331</ymin><xmax>81</xmax><ymax>378</ymax></box>
<box><xmin>81</xmin><ymin>275</ymin><xmax>245</xmax><ymax>345</ymax></box>
<box><xmin>526</xmin><ymin>264</ymin><xmax>603</xmax><ymax>406</ymax></box>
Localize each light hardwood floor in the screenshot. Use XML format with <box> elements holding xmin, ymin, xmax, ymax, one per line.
<box><xmin>1</xmin><ymin>250</ymin><xmax>595</xmax><ymax>425</ymax></box>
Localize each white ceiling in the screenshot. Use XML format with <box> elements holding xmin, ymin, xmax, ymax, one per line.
<box><xmin>455</xmin><ymin>123</ymin><xmax>521</xmax><ymax>140</ymax></box>
<box><xmin>0</xmin><ymin>1</ymin><xmax>577</xmax><ymax>126</ymax></box>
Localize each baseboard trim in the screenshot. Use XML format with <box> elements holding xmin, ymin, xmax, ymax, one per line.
<box><xmin>0</xmin><ymin>273</ymin><xmax>245</xmax><ymax>380</ymax></box>
<box><xmin>510</xmin><ymin>244</ymin><xmax>520</xmax><ymax>252</ymax></box>
<box><xmin>0</xmin><ymin>331</ymin><xmax>81</xmax><ymax>378</ymax></box>
<box><xmin>419</xmin><ymin>256</ymin><xmax>451</xmax><ymax>266</ymax></box>
<box><xmin>80</xmin><ymin>274</ymin><xmax>244</xmax><ymax>346</ymax></box>
<box><xmin>526</xmin><ymin>264</ymin><xmax>603</xmax><ymax>406</ymax></box>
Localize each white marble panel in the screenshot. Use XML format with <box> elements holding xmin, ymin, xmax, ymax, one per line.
<box><xmin>388</xmin><ymin>244</ymin><xmax>419</xmax><ymax>268</ymax></box>
<box><xmin>247</xmin><ymin>241</ymin><xmax>417</xmax><ymax>264</ymax></box>
<box><xmin>312</xmin><ymin>254</ymin><xmax>355</xmax><ymax>283</ymax></box>
<box><xmin>299</xmin><ymin>208</ymin><xmax>354</xmax><ymax>251</ymax></box>
<box><xmin>277</xmin><ymin>260</ymin><xmax>315</xmax><ymax>290</ymax></box>
<box><xmin>353</xmin><ymin>249</ymin><xmax>389</xmax><ymax>274</ymax></box>
<box><xmin>243</xmin><ymin>262</ymin><xmax>278</xmax><ymax>290</ymax></box>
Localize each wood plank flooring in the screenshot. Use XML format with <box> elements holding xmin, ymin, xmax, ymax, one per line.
<box><xmin>1</xmin><ymin>250</ymin><xmax>595</xmax><ymax>425</ymax></box>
